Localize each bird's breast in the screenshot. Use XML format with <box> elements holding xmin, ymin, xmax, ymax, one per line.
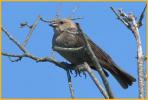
<box><xmin>52</xmin><ymin>32</ymin><xmax>87</xmax><ymax>65</ymax></box>
<box><xmin>58</xmin><ymin>49</ymin><xmax>87</xmax><ymax>65</ymax></box>
<box><xmin>55</xmin><ymin>33</ymin><xmax>82</xmax><ymax>48</ymax></box>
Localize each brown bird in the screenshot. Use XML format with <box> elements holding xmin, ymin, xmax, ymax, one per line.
<box><xmin>49</xmin><ymin>18</ymin><xmax>136</xmax><ymax>89</ymax></box>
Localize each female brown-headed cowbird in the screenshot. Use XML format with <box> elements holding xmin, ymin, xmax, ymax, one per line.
<box><xmin>50</xmin><ymin>18</ymin><xmax>136</xmax><ymax>89</ymax></box>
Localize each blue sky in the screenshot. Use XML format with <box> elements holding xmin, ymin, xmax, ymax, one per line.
<box><xmin>2</xmin><ymin>2</ymin><xmax>146</xmax><ymax>98</ymax></box>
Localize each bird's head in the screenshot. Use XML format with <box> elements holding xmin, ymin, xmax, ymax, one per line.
<box><xmin>49</xmin><ymin>19</ymin><xmax>78</xmax><ymax>34</ymax></box>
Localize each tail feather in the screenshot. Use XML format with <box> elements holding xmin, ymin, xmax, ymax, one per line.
<box><xmin>109</xmin><ymin>64</ymin><xmax>136</xmax><ymax>89</ymax></box>
<box><xmin>87</xmin><ymin>38</ymin><xmax>136</xmax><ymax>88</ymax></box>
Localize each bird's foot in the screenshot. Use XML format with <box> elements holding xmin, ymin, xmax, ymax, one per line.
<box><xmin>61</xmin><ymin>62</ymin><xmax>87</xmax><ymax>78</ymax></box>
<box><xmin>73</xmin><ymin>64</ymin><xmax>87</xmax><ymax>78</ymax></box>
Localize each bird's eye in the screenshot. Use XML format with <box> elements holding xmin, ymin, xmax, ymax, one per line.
<box><xmin>59</xmin><ymin>21</ymin><xmax>64</xmax><ymax>24</ymax></box>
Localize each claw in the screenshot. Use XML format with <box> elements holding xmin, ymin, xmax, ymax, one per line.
<box><xmin>74</xmin><ymin>70</ymin><xmax>78</xmax><ymax>77</ymax></box>
<box><xmin>78</xmin><ymin>70</ymin><xmax>82</xmax><ymax>77</ymax></box>
<box><xmin>83</xmin><ymin>71</ymin><xmax>87</xmax><ymax>79</ymax></box>
<box><xmin>69</xmin><ymin>69</ymin><xmax>73</xmax><ymax>74</ymax></box>
<box><xmin>72</xmin><ymin>64</ymin><xmax>87</xmax><ymax>78</ymax></box>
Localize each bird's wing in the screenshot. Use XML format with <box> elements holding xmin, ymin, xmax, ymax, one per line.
<box><xmin>77</xmin><ymin>33</ymin><xmax>136</xmax><ymax>89</ymax></box>
<box><xmin>88</xmin><ymin>38</ymin><xmax>114</xmax><ymax>65</ymax></box>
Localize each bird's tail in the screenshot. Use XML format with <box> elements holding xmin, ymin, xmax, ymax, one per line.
<box><xmin>109</xmin><ymin>64</ymin><xmax>136</xmax><ymax>89</ymax></box>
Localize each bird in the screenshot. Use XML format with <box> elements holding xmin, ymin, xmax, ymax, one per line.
<box><xmin>49</xmin><ymin>18</ymin><xmax>136</xmax><ymax>89</ymax></box>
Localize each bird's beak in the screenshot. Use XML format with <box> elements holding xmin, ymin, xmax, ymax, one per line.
<box><xmin>49</xmin><ymin>21</ymin><xmax>58</xmax><ymax>27</ymax></box>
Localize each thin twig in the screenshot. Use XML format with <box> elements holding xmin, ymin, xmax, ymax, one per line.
<box><xmin>9</xmin><ymin>16</ymin><xmax>41</xmax><ymax>62</ymax></box>
<box><xmin>110</xmin><ymin>7</ymin><xmax>131</xmax><ymax>30</ymax></box>
<box><xmin>2</xmin><ymin>52</ymin><xmax>25</xmax><ymax>57</ymax></box>
<box><xmin>66</xmin><ymin>70</ymin><xmax>75</xmax><ymax>98</ymax></box>
<box><xmin>70</xmin><ymin>17</ymin><xmax>83</xmax><ymax>21</ymax></box>
<box><xmin>138</xmin><ymin>4</ymin><xmax>147</xmax><ymax>28</ymax></box>
<box><xmin>76</xmin><ymin>23</ymin><xmax>114</xmax><ymax>98</ymax></box>
<box><xmin>70</xmin><ymin>5</ymin><xmax>79</xmax><ymax>18</ymax></box>
<box><xmin>40</xmin><ymin>17</ymin><xmax>51</xmax><ymax>23</ymax></box>
<box><xmin>56</xmin><ymin>3</ymin><xmax>63</xmax><ymax>18</ymax></box>
<box><xmin>2</xmin><ymin>27</ymin><xmax>26</xmax><ymax>53</ymax></box>
<box><xmin>40</xmin><ymin>17</ymin><xmax>83</xmax><ymax>24</ymax></box>
<box><xmin>83</xmin><ymin>62</ymin><xmax>109</xmax><ymax>98</ymax></box>
<box><xmin>22</xmin><ymin>16</ymin><xmax>41</xmax><ymax>47</ymax></box>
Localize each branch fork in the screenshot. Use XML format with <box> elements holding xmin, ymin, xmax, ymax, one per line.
<box><xmin>110</xmin><ymin>5</ymin><xmax>146</xmax><ymax>98</ymax></box>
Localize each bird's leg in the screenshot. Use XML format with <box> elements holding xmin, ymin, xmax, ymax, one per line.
<box><xmin>60</xmin><ymin>62</ymin><xmax>87</xmax><ymax>78</ymax></box>
<box><xmin>60</xmin><ymin>62</ymin><xmax>74</xmax><ymax>74</ymax></box>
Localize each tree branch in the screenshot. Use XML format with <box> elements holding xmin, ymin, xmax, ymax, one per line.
<box><xmin>111</xmin><ymin>6</ymin><xmax>146</xmax><ymax>98</ymax></box>
<box><xmin>2</xmin><ymin>51</ymin><xmax>75</xmax><ymax>70</ymax></box>
<box><xmin>76</xmin><ymin>23</ymin><xmax>114</xmax><ymax>98</ymax></box>
<box><xmin>2</xmin><ymin>27</ymin><xmax>26</xmax><ymax>53</ymax></box>
<box><xmin>1</xmin><ymin>26</ymin><xmax>76</xmax><ymax>70</ymax></box>
<box><xmin>10</xmin><ymin>16</ymin><xmax>41</xmax><ymax>62</ymax></box>
<box><xmin>66</xmin><ymin>70</ymin><xmax>75</xmax><ymax>98</ymax></box>
<box><xmin>110</xmin><ymin>7</ymin><xmax>130</xmax><ymax>30</ymax></box>
<box><xmin>83</xmin><ymin>62</ymin><xmax>109</xmax><ymax>98</ymax></box>
<box><xmin>22</xmin><ymin>16</ymin><xmax>41</xmax><ymax>47</ymax></box>
<box><xmin>2</xmin><ymin>52</ymin><xmax>25</xmax><ymax>58</ymax></box>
